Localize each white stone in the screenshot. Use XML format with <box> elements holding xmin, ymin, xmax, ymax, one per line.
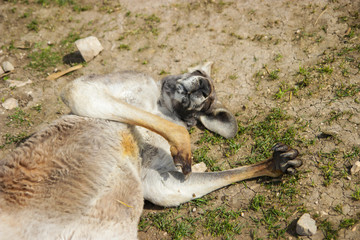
<box><xmin>192</xmin><ymin>162</ymin><xmax>207</xmax><ymax>173</ymax></box>
<box><xmin>351</xmin><ymin>161</ymin><xmax>360</xmax><ymax>175</ymax></box>
<box><xmin>2</xmin><ymin>98</ymin><xmax>19</xmax><ymax>110</ymax></box>
<box><xmin>75</xmin><ymin>36</ymin><xmax>103</xmax><ymax>62</ymax></box>
<box><xmin>296</xmin><ymin>213</ymin><xmax>317</xmax><ymax>236</ymax></box>
<box><xmin>7</xmin><ymin>79</ymin><xmax>32</xmax><ymax>88</ymax></box>
<box><xmin>2</xmin><ymin>61</ymin><xmax>15</xmax><ymax>72</ymax></box>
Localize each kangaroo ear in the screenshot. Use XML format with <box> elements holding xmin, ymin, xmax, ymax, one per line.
<box><xmin>187</xmin><ymin>62</ymin><xmax>213</xmax><ymax>76</ymax></box>
<box><xmin>199</xmin><ymin>105</ymin><xmax>238</xmax><ymax>139</ymax></box>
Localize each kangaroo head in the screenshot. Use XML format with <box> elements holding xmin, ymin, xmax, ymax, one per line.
<box><xmin>160</xmin><ymin>62</ymin><xmax>238</xmax><ymax>139</ymax></box>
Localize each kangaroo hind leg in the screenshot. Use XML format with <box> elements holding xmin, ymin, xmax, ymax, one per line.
<box><xmin>143</xmin><ymin>143</ymin><xmax>301</xmax><ymax>207</ymax></box>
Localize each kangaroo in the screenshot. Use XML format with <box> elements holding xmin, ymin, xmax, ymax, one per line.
<box><xmin>0</xmin><ymin>62</ymin><xmax>302</xmax><ymax>239</ymax></box>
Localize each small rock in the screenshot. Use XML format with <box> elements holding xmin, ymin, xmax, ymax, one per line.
<box><xmin>0</xmin><ymin>66</ymin><xmax>4</xmax><ymax>75</ymax></box>
<box><xmin>7</xmin><ymin>79</ymin><xmax>32</xmax><ymax>88</ymax></box>
<box><xmin>192</xmin><ymin>162</ymin><xmax>207</xmax><ymax>173</ymax></box>
<box><xmin>351</xmin><ymin>161</ymin><xmax>360</xmax><ymax>175</ymax></box>
<box><xmin>296</xmin><ymin>213</ymin><xmax>317</xmax><ymax>236</ymax></box>
<box><xmin>2</xmin><ymin>98</ymin><xmax>19</xmax><ymax>110</ymax></box>
<box><xmin>320</xmin><ymin>211</ymin><xmax>328</xmax><ymax>217</ymax></box>
<box><xmin>2</xmin><ymin>61</ymin><xmax>15</xmax><ymax>72</ymax></box>
<box><xmin>75</xmin><ymin>36</ymin><xmax>103</xmax><ymax>62</ymax></box>
<box><xmin>192</xmin><ymin>207</ymin><xmax>196</xmax><ymax>212</ymax></box>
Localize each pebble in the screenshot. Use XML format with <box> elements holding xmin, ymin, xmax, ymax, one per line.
<box><xmin>2</xmin><ymin>98</ymin><xmax>19</xmax><ymax>110</ymax></box>
<box><xmin>75</xmin><ymin>36</ymin><xmax>103</xmax><ymax>62</ymax></box>
<box><xmin>0</xmin><ymin>66</ymin><xmax>4</xmax><ymax>75</ymax></box>
<box><xmin>2</xmin><ymin>61</ymin><xmax>15</xmax><ymax>72</ymax></box>
<box><xmin>296</xmin><ymin>213</ymin><xmax>317</xmax><ymax>236</ymax></box>
<box><xmin>192</xmin><ymin>162</ymin><xmax>207</xmax><ymax>173</ymax></box>
<box><xmin>320</xmin><ymin>211</ymin><xmax>328</xmax><ymax>217</ymax></box>
<box><xmin>351</xmin><ymin>161</ymin><xmax>360</xmax><ymax>175</ymax></box>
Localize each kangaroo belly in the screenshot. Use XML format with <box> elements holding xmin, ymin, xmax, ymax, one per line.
<box><xmin>0</xmin><ymin>115</ymin><xmax>143</xmax><ymax>239</ymax></box>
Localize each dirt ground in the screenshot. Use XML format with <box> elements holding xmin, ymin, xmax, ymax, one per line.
<box><xmin>0</xmin><ymin>0</ymin><xmax>359</xmax><ymax>239</ymax></box>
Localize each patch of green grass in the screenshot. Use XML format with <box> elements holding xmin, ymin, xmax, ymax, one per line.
<box><xmin>324</xmin><ymin>110</ymin><xmax>353</xmax><ymax>125</ymax></box>
<box><xmin>137</xmin><ymin>46</ymin><xmax>149</xmax><ymax>52</ymax></box>
<box><xmin>352</xmin><ymin>187</ymin><xmax>360</xmax><ymax>201</ymax></box>
<box><xmin>339</xmin><ymin>218</ymin><xmax>358</xmax><ymax>229</ymax></box>
<box><xmin>31</xmin><ymin>104</ymin><xmax>42</xmax><ymax>113</ymax></box>
<box><xmin>274</xmin><ymin>82</ymin><xmax>298</xmax><ymax>100</ymax></box>
<box><xmin>317</xmin><ymin>65</ymin><xmax>333</xmax><ymax>74</ymax></box>
<box><xmin>203</xmin><ymin>206</ymin><xmax>244</xmax><ymax>238</ymax></box>
<box><xmin>224</xmin><ymin>138</ymin><xmax>244</xmax><ymax>157</ymax></box>
<box><xmin>343</xmin><ymin>146</ymin><xmax>360</xmax><ymax>160</ymax></box>
<box><xmin>37</xmin><ymin>0</ymin><xmax>75</xmax><ymax>6</ymax></box>
<box><xmin>229</xmin><ymin>32</ymin><xmax>243</xmax><ymax>40</ymax></box>
<box><xmin>0</xmin><ymin>132</ymin><xmax>29</xmax><ymax>149</ymax></box>
<box><xmin>189</xmin><ymin>195</ymin><xmax>213</xmax><ymax>207</ymax></box>
<box><xmin>197</xmin><ymin>129</ymin><xmax>225</xmax><ymax>145</ymax></box>
<box><xmin>144</xmin><ymin>14</ymin><xmax>160</xmax><ymax>23</ymax></box>
<box><xmin>251</xmin><ymin>206</ymin><xmax>288</xmax><ymax>238</ymax></box>
<box><xmin>229</xmin><ymin>74</ymin><xmax>238</xmax><ymax>80</ymax></box>
<box><xmin>27</xmin><ymin>19</ymin><xmax>39</xmax><ymax>32</ymax></box>
<box><xmin>72</xmin><ymin>4</ymin><xmax>92</xmax><ymax>12</ymax></box>
<box><xmin>335</xmin><ymin>84</ymin><xmax>360</xmax><ymax>98</ymax></box>
<box><xmin>193</xmin><ymin>145</ymin><xmax>221</xmax><ymax>171</ymax></box>
<box><xmin>242</xmin><ymin>108</ymin><xmax>300</xmax><ymax>164</ymax></box>
<box><xmin>60</xmin><ymin>31</ymin><xmax>81</xmax><ymax>52</ymax></box>
<box><xmin>249</xmin><ymin>194</ymin><xmax>266</xmax><ymax>211</ymax></box>
<box><xmin>319</xmin><ymin>149</ymin><xmax>339</xmax><ymax>187</ymax></box>
<box><xmin>269</xmin><ymin>69</ymin><xmax>280</xmax><ymax>80</ymax></box>
<box><xmin>6</xmin><ymin>108</ymin><xmax>32</xmax><ymax>127</ymax></box>
<box><xmin>333</xmin><ymin>204</ymin><xmax>343</xmax><ymax>214</ymax></box>
<box><xmin>158</xmin><ymin>69</ymin><xmax>169</xmax><ymax>75</ymax></box>
<box><xmin>139</xmin><ymin>210</ymin><xmax>198</xmax><ymax>240</ymax></box>
<box><xmin>274</xmin><ymin>53</ymin><xmax>283</xmax><ymax>62</ymax></box>
<box><xmin>337</xmin><ymin>45</ymin><xmax>360</xmax><ymax>56</ymax></box>
<box><xmin>27</xmin><ymin>46</ymin><xmax>62</xmax><ymax>71</ymax></box>
<box><xmin>319</xmin><ymin>220</ymin><xmax>339</xmax><ymax>240</ymax></box>
<box><xmin>267</xmin><ymin>172</ymin><xmax>303</xmax><ymax>202</ymax></box>
<box><xmin>118</xmin><ymin>44</ymin><xmax>130</xmax><ymax>50</ymax></box>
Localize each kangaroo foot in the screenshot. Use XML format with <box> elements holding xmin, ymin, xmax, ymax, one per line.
<box><xmin>271</xmin><ymin>143</ymin><xmax>302</xmax><ymax>175</ymax></box>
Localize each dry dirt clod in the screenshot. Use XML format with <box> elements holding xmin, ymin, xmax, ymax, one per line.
<box><xmin>296</xmin><ymin>213</ymin><xmax>317</xmax><ymax>236</ymax></box>
<box><xmin>2</xmin><ymin>98</ymin><xmax>19</xmax><ymax>110</ymax></box>
<box><xmin>75</xmin><ymin>36</ymin><xmax>104</xmax><ymax>62</ymax></box>
<box><xmin>2</xmin><ymin>61</ymin><xmax>15</xmax><ymax>72</ymax></box>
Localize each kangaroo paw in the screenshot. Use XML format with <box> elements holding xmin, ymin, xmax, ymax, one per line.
<box><xmin>272</xmin><ymin>143</ymin><xmax>302</xmax><ymax>175</ymax></box>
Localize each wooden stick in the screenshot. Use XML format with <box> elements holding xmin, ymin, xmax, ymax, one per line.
<box><xmin>46</xmin><ymin>65</ymin><xmax>83</xmax><ymax>81</ymax></box>
<box><xmin>0</xmin><ymin>72</ymin><xmax>12</xmax><ymax>78</ymax></box>
<box><xmin>314</xmin><ymin>8</ymin><xmax>327</xmax><ymax>25</ymax></box>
